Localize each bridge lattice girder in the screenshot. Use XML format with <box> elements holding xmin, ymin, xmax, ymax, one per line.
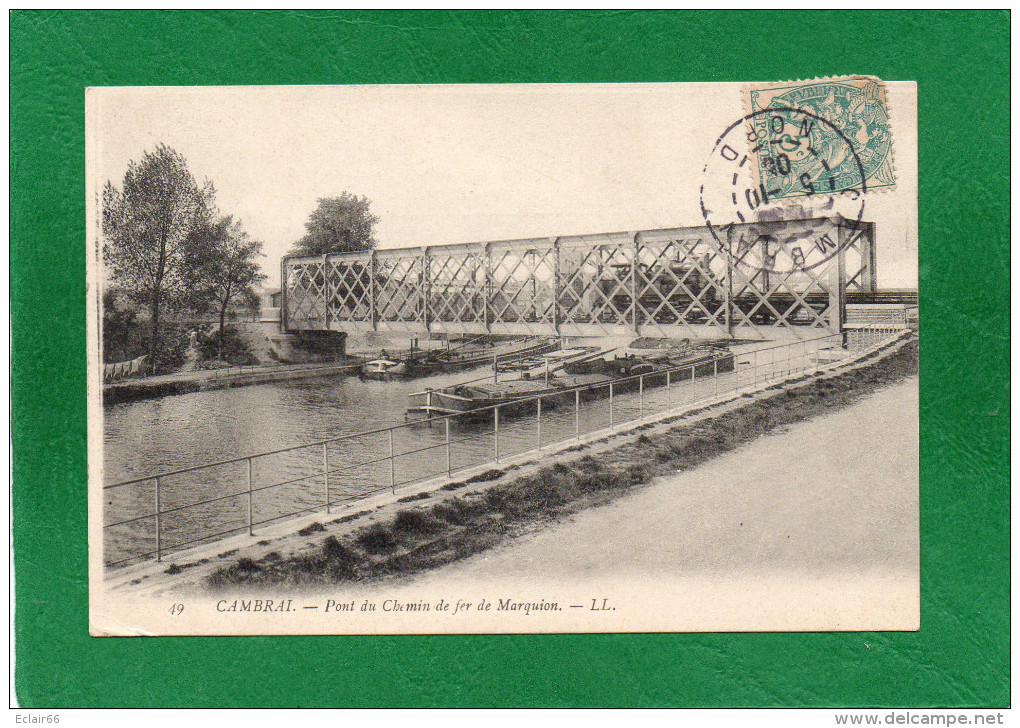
<box><xmin>282</xmin><ymin>218</ymin><xmax>875</xmax><ymax>340</ymax></box>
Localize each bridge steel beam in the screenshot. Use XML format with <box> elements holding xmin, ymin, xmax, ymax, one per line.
<box><xmin>279</xmin><ymin>255</ymin><xmax>288</xmax><ymax>333</ymax></box>
<box><xmin>369</xmin><ymin>249</ymin><xmax>377</xmax><ymax>329</ymax></box>
<box><xmin>631</xmin><ymin>231</ymin><xmax>641</xmax><ymax>335</ymax></box>
<box><xmin>551</xmin><ymin>237</ymin><xmax>561</xmax><ymax>336</ymax></box>
<box><xmin>281</xmin><ymin>218</ymin><xmax>874</xmax><ymax>342</ymax></box>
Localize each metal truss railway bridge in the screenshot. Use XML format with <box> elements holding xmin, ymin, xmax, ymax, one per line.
<box><xmin>281</xmin><ymin>217</ymin><xmax>881</xmax><ymax>341</ymax></box>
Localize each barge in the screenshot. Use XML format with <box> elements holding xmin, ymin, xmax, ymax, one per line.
<box><xmin>359</xmin><ymin>337</ymin><xmax>560</xmax><ymax>380</ymax></box>
<box><xmin>406</xmin><ymin>343</ymin><xmax>734</xmax><ymax>420</ymax></box>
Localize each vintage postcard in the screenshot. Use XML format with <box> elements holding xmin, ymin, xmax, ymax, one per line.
<box><xmin>87</xmin><ymin>81</ymin><xmax>919</xmax><ymax>636</ymax></box>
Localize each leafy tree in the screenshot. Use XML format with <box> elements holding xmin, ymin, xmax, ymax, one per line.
<box><xmin>102</xmin><ymin>144</ymin><xmax>215</xmax><ymax>371</ymax></box>
<box><xmin>293</xmin><ymin>192</ymin><xmax>379</xmax><ymax>255</ymax></box>
<box><xmin>186</xmin><ymin>215</ymin><xmax>267</xmax><ymax>358</ymax></box>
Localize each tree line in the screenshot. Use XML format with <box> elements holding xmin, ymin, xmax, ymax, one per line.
<box><xmin>102</xmin><ymin>144</ymin><xmax>378</xmax><ymax>374</ymax></box>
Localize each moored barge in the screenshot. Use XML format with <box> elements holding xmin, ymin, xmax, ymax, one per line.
<box><xmin>406</xmin><ymin>343</ymin><xmax>733</xmax><ymax>421</ymax></box>
<box><xmin>359</xmin><ymin>337</ymin><xmax>560</xmax><ymax>380</ymax></box>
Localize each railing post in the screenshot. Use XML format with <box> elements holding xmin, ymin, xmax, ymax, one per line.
<box><xmin>639</xmin><ymin>375</ymin><xmax>644</xmax><ymax>417</ymax></box>
<box><xmin>536</xmin><ymin>398</ymin><xmax>542</xmax><ymax>451</ymax></box>
<box><xmin>666</xmin><ymin>369</ymin><xmax>672</xmax><ymax>408</ymax></box>
<box><xmin>445</xmin><ymin>417</ymin><xmax>452</xmax><ymax>477</ymax></box>
<box><xmin>690</xmin><ymin>364</ymin><xmax>695</xmax><ymax>401</ymax></box>
<box><xmin>493</xmin><ymin>354</ymin><xmax>498</xmax><ymax>383</ymax></box>
<box><xmin>713</xmin><ymin>358</ymin><xmax>719</xmax><ymax>396</ymax></box>
<box><xmin>247</xmin><ymin>458</ymin><xmax>254</xmax><ymax>536</ymax></box>
<box><xmin>388</xmin><ymin>430</ymin><xmax>396</xmax><ymax>494</ymax></box>
<box><xmin>609</xmin><ymin>382</ymin><xmax>614</xmax><ymax>427</ymax></box>
<box><xmin>494</xmin><ymin>406</ymin><xmax>500</xmax><ymax>462</ymax></box>
<box><xmin>575</xmin><ymin>388</ymin><xmax>581</xmax><ymax>439</ymax></box>
<box><xmin>154</xmin><ymin>476</ymin><xmax>162</xmax><ymax>563</ymax></box>
<box><xmin>322</xmin><ymin>442</ymin><xmax>330</xmax><ymax>514</ymax></box>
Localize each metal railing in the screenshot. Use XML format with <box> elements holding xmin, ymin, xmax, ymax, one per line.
<box><xmin>844</xmin><ymin>324</ymin><xmax>910</xmax><ymax>349</ymax></box>
<box><xmin>104</xmin><ymin>332</ymin><xmax>863</xmax><ymax>567</ymax></box>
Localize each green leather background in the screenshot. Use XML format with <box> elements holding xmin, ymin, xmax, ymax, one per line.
<box><xmin>10</xmin><ymin>11</ymin><xmax>1009</xmax><ymax>708</ymax></box>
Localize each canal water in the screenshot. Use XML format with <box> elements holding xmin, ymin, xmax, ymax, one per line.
<box><xmin>103</xmin><ymin>342</ymin><xmax>808</xmax><ymax>566</ymax></box>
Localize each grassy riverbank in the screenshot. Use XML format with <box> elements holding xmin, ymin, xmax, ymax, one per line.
<box><xmin>208</xmin><ymin>336</ymin><xmax>918</xmax><ymax>588</ymax></box>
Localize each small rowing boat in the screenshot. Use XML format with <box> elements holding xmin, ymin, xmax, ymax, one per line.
<box><xmin>360</xmin><ymin>358</ymin><xmax>408</xmax><ymax>380</ymax></box>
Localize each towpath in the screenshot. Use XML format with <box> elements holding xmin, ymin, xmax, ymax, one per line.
<box><xmin>348</xmin><ymin>376</ymin><xmax>920</xmax><ymax>631</ymax></box>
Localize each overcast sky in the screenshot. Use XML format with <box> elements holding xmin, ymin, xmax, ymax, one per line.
<box><xmin>87</xmin><ymin>83</ymin><xmax>917</xmax><ymax>288</ymax></box>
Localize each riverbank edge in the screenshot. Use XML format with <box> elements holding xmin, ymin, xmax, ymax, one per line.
<box><xmin>106</xmin><ymin>331</ymin><xmax>917</xmax><ymax>594</ymax></box>
<box><xmin>102</xmin><ymin>361</ymin><xmax>364</xmax><ymax>404</ymax></box>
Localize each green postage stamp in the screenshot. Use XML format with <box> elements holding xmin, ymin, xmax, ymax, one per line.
<box><xmin>745</xmin><ymin>76</ymin><xmax>896</xmax><ymax>199</ymax></box>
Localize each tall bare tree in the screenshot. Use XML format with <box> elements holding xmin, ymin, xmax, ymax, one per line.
<box><xmin>102</xmin><ymin>144</ymin><xmax>215</xmax><ymax>371</ymax></box>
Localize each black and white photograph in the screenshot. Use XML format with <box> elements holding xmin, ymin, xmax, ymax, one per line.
<box><xmin>87</xmin><ymin>81</ymin><xmax>919</xmax><ymax>635</ymax></box>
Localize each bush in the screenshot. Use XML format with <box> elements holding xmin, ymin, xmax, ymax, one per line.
<box><xmin>574</xmin><ymin>469</ymin><xmax>618</xmax><ymax>493</ymax></box>
<box><xmin>356</xmin><ymin>524</ymin><xmax>399</xmax><ymax>554</ymax></box>
<box><xmin>197</xmin><ymin>325</ymin><xmax>258</xmax><ymax>365</ymax></box>
<box><xmin>155</xmin><ymin>324</ymin><xmax>193</xmax><ymax>373</ymax></box>
<box><xmin>392</xmin><ymin>509</ymin><xmax>445</xmax><ymax>537</ymax></box>
<box><xmin>102</xmin><ymin>292</ymin><xmax>191</xmax><ymax>373</ymax></box>
<box><xmin>321</xmin><ymin>536</ymin><xmax>362</xmax><ymax>579</ymax></box>
<box><xmin>430</xmin><ymin>497</ymin><xmax>477</xmax><ymax>525</ymax></box>
<box><xmin>103</xmin><ymin>294</ymin><xmax>144</xmax><ymax>363</ymax></box>
<box><xmin>235</xmin><ymin>557</ymin><xmax>260</xmax><ymax>573</ymax></box>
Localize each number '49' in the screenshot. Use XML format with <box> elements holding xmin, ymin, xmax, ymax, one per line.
<box><xmin>169</xmin><ymin>603</ymin><xmax>185</xmax><ymax>615</ymax></box>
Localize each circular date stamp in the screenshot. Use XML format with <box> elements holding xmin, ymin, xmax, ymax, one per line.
<box><xmin>699</xmin><ymin>106</ymin><xmax>867</xmax><ymax>275</ymax></box>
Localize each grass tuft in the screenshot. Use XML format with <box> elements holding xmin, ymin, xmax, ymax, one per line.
<box><xmin>356</xmin><ymin>523</ymin><xmax>399</xmax><ymax>554</ymax></box>
<box><xmin>235</xmin><ymin>557</ymin><xmax>260</xmax><ymax>573</ymax></box>
<box><xmin>397</xmin><ymin>491</ymin><xmax>432</xmax><ymax>503</ymax></box>
<box><xmin>392</xmin><ymin>509</ymin><xmax>445</xmax><ymax>537</ymax></box>
<box><xmin>466</xmin><ymin>469</ymin><xmax>504</xmax><ymax>484</ymax></box>
<box><xmin>297</xmin><ymin>522</ymin><xmax>326</xmax><ymax>536</ymax></box>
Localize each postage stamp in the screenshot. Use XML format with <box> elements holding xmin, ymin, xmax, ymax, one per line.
<box><xmin>745</xmin><ymin>76</ymin><xmax>896</xmax><ymax>199</ymax></box>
